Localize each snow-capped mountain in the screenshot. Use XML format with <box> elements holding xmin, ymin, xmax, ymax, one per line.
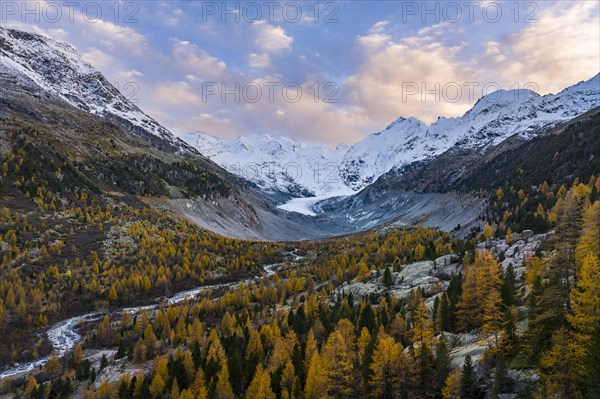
<box><xmin>190</xmin><ymin>75</ymin><xmax>599</xmax><ymax>197</ymax></box>
<box><xmin>3</xmin><ymin>27</ymin><xmax>597</xmax><ymax>203</ymax></box>
<box><xmin>340</xmin><ymin>74</ymin><xmax>600</xmax><ymax>189</ymax></box>
<box><xmin>181</xmin><ymin>132</ymin><xmax>351</xmax><ymax>198</ymax></box>
<box><xmin>0</xmin><ymin>27</ymin><xmax>189</xmax><ymax>152</ymax></box>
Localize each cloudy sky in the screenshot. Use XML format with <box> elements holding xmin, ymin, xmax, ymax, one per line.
<box><xmin>3</xmin><ymin>0</ymin><xmax>599</xmax><ymax>146</ymax></box>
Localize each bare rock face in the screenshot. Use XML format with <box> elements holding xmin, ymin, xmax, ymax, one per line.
<box><xmin>333</xmin><ymin>254</ymin><xmax>462</xmax><ymax>308</ymax></box>
<box><xmin>478</xmin><ymin>231</ymin><xmax>553</xmax><ymax>279</ymax></box>
<box><xmin>444</xmin><ymin>332</ymin><xmax>488</xmax><ymax>368</ymax></box>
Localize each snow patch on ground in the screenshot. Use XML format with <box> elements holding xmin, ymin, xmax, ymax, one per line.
<box><xmin>277</xmin><ymin>189</ymin><xmax>353</xmax><ymax>216</ymax></box>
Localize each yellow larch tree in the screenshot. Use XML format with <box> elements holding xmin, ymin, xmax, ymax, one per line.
<box><xmin>280</xmin><ymin>359</ymin><xmax>296</xmax><ymax>398</ymax></box>
<box><xmin>481</xmin><ymin>288</ymin><xmax>504</xmax><ymax>349</ymax></box>
<box><xmin>304</xmin><ymin>351</ymin><xmax>328</xmax><ymax>399</ymax></box>
<box><xmin>190</xmin><ymin>369</ymin><xmax>208</xmax><ymax>399</ymax></box>
<box><xmin>246</xmin><ymin>364</ymin><xmax>276</xmax><ymax>399</ymax></box>
<box><xmin>568</xmin><ymin>254</ymin><xmax>600</xmax><ymax>342</ymax></box>
<box><xmin>369</xmin><ymin>334</ymin><xmax>412</xmax><ymax>398</ymax></box>
<box><xmin>410</xmin><ymin>290</ymin><xmax>435</xmax><ymax>349</ymax></box>
<box><xmin>442</xmin><ymin>369</ymin><xmax>461</xmax><ymax>399</ymax></box>
<box><xmin>149</xmin><ymin>373</ymin><xmax>165</xmax><ymax>399</ymax></box>
<box><xmin>321</xmin><ymin>330</ymin><xmax>354</xmax><ymax>397</ymax></box>
<box><xmin>214</xmin><ymin>363</ymin><xmax>235</xmax><ymax>399</ymax></box>
<box><xmin>575</xmin><ymin>201</ymin><xmax>600</xmax><ymax>270</ymax></box>
<box><xmin>540</xmin><ymin>327</ymin><xmax>586</xmax><ymax>398</ymax></box>
<box><xmin>457</xmin><ymin>251</ymin><xmax>503</xmax><ymax>331</ymax></box>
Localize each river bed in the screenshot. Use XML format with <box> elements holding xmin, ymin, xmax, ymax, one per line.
<box><xmin>0</xmin><ymin>263</ymin><xmax>282</xmax><ymax>380</ymax></box>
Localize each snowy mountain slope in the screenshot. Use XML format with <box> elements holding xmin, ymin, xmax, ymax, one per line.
<box><xmin>182</xmin><ymin>131</ymin><xmax>352</xmax><ymax>198</ymax></box>
<box><xmin>341</xmin><ymin>75</ymin><xmax>600</xmax><ymax>189</ymax></box>
<box><xmin>4</xmin><ymin>25</ymin><xmax>596</xmax><ymax>210</ymax></box>
<box><xmin>189</xmin><ymin>75</ymin><xmax>599</xmax><ymax>199</ymax></box>
<box><xmin>0</xmin><ymin>27</ymin><xmax>191</xmax><ymax>153</ymax></box>
<box><xmin>1</xmin><ymin>27</ymin><xmax>596</xmax><ymax>239</ymax></box>
<box><xmin>340</xmin><ymin>89</ymin><xmax>545</xmax><ymax>189</ymax></box>
<box><xmin>341</xmin><ymin>117</ymin><xmax>433</xmax><ymax>189</ymax></box>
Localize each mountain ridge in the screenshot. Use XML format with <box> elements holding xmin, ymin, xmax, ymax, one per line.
<box><xmin>182</xmin><ymin>130</ymin><xmax>352</xmax><ymax>198</ymax></box>
<box><xmin>1</xmin><ymin>26</ymin><xmax>598</xmax><ymax>241</ymax></box>
<box><xmin>187</xmin><ymin>74</ymin><xmax>600</xmax><ymax>197</ymax></box>
<box><xmin>0</xmin><ymin>27</ymin><xmax>193</xmax><ymax>154</ymax></box>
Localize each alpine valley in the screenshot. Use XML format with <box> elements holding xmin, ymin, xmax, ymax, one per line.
<box><xmin>1</xmin><ymin>24</ymin><xmax>599</xmax><ymax>399</ymax></box>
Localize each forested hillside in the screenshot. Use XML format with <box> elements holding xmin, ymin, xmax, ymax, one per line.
<box><xmin>2</xmin><ymin>118</ymin><xmax>599</xmax><ymax>397</ymax></box>
<box><xmin>454</xmin><ymin>108</ymin><xmax>600</xmax><ymax>192</ymax></box>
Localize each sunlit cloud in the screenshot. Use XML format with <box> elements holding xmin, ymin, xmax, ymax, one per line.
<box><xmin>248</xmin><ymin>53</ymin><xmax>272</xmax><ymax>68</ymax></box>
<box><xmin>485</xmin><ymin>1</ymin><xmax>600</xmax><ymax>94</ymax></box>
<box><xmin>2</xmin><ymin>0</ymin><xmax>597</xmax><ymax>147</ymax></box>
<box><xmin>171</xmin><ymin>40</ymin><xmax>227</xmax><ymax>78</ymax></box>
<box><xmin>344</xmin><ymin>22</ymin><xmax>475</xmax><ymax>126</ymax></box>
<box><xmin>253</xmin><ymin>21</ymin><xmax>293</xmax><ymax>53</ymax></box>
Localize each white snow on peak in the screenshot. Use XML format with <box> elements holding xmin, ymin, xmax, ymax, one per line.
<box><xmin>183</xmin><ymin>131</ymin><xmax>352</xmax><ymax>198</ymax></box>
<box><xmin>180</xmin><ymin>131</ymin><xmax>224</xmax><ymax>157</ymax></box>
<box><xmin>340</xmin><ymin>76</ymin><xmax>599</xmax><ymax>190</ymax></box>
<box><xmin>0</xmin><ymin>27</ymin><xmax>189</xmax><ymax>151</ymax></box>
<box><xmin>3</xmin><ymin>27</ymin><xmax>597</xmax><ymax>206</ymax></box>
<box><xmin>188</xmin><ymin>75</ymin><xmax>598</xmax><ymax>203</ymax></box>
<box><xmin>469</xmin><ymin>89</ymin><xmax>540</xmax><ymax>114</ymax></box>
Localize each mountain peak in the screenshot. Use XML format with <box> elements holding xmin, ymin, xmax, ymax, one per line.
<box><xmin>340</xmin><ymin>75</ymin><xmax>599</xmax><ymax>190</ymax></box>
<box><xmin>384</xmin><ymin>116</ymin><xmax>426</xmax><ymax>131</ymax></box>
<box><xmin>336</xmin><ymin>143</ymin><xmax>350</xmax><ymax>152</ymax></box>
<box><xmin>0</xmin><ymin>27</ymin><xmax>191</xmax><ymax>153</ymax></box>
<box><xmin>470</xmin><ymin>88</ymin><xmax>540</xmax><ymax>114</ymax></box>
<box><xmin>556</xmin><ymin>73</ymin><xmax>600</xmax><ymax>95</ymax></box>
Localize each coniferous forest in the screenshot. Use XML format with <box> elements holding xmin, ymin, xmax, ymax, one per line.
<box><xmin>1</xmin><ymin>115</ymin><xmax>599</xmax><ymax>398</ymax></box>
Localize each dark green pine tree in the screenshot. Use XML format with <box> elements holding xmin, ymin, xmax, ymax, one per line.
<box><xmin>359</xmin><ymin>303</ymin><xmax>377</xmax><ymax>333</ymax></box>
<box><xmin>100</xmin><ymin>354</ymin><xmax>108</xmax><ymax>370</ymax></box>
<box><xmin>432</xmin><ymin>296</ymin><xmax>440</xmax><ymax>331</ymax></box>
<box><xmin>434</xmin><ymin>334</ymin><xmax>451</xmax><ymax>396</ymax></box>
<box><xmin>500</xmin><ymin>264</ymin><xmax>517</xmax><ymax>307</ymax></box>
<box><xmin>439</xmin><ymin>293</ymin><xmax>452</xmax><ymax>332</ymax></box>
<box><xmin>491</xmin><ymin>357</ymin><xmax>508</xmax><ymax>399</ymax></box>
<box><xmin>118</xmin><ymin>377</ymin><xmax>132</xmax><ymax>399</ymax></box>
<box><xmin>379</xmin><ymin>303</ymin><xmax>390</xmax><ymax>329</ymax></box>
<box><xmin>416</xmin><ymin>343</ymin><xmax>435</xmax><ymax>397</ymax></box>
<box><xmin>293</xmin><ymin>305</ymin><xmax>308</xmax><ymax>337</ymax></box>
<box><xmin>140</xmin><ymin>376</ymin><xmax>151</xmax><ymax>399</ymax></box>
<box><xmin>393</xmin><ymin>257</ymin><xmax>402</xmax><ymax>272</ymax></box>
<box><xmin>446</xmin><ymin>273</ymin><xmax>463</xmax><ymax>331</ymax></box>
<box><xmin>460</xmin><ymin>355</ymin><xmax>477</xmax><ymax>399</ymax></box>
<box><xmin>525</xmin><ymin>276</ymin><xmax>565</xmax><ymax>363</ymax></box>
<box><xmin>33</xmin><ymin>383</ymin><xmax>46</xmax><ymax>399</ymax></box>
<box><xmin>127</xmin><ymin>375</ymin><xmax>138</xmax><ymax>399</ymax></box>
<box><xmin>383</xmin><ymin>267</ymin><xmax>393</xmax><ymax>288</ymax></box>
